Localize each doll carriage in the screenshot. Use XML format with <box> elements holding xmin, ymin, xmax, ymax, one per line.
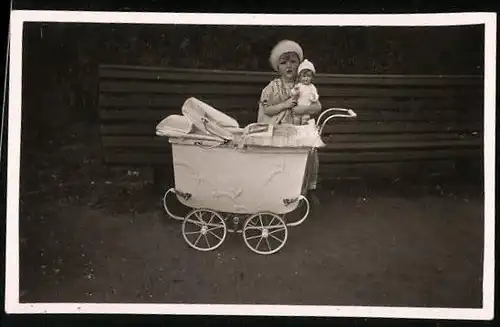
<box><xmin>156</xmin><ymin>97</ymin><xmax>357</xmax><ymax>255</ymax></box>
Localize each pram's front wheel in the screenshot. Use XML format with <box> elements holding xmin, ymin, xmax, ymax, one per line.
<box><xmin>242</xmin><ymin>212</ymin><xmax>288</xmax><ymax>255</ymax></box>
<box><xmin>182</xmin><ymin>209</ymin><xmax>227</xmax><ymax>251</ymax></box>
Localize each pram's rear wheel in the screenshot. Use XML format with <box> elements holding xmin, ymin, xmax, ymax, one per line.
<box><xmin>182</xmin><ymin>209</ymin><xmax>227</xmax><ymax>251</ymax></box>
<box><xmin>242</xmin><ymin>212</ymin><xmax>288</xmax><ymax>255</ymax></box>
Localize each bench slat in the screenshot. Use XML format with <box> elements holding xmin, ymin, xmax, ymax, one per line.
<box><xmin>323</xmin><ymin>132</ymin><xmax>479</xmax><ymax>143</ymax></box>
<box><xmin>100</xmin><ymin>80</ymin><xmax>478</xmax><ymax>98</ymax></box>
<box><xmin>99</xmin><ymin>94</ymin><xmax>482</xmax><ymax>111</ymax></box>
<box><xmin>100</xmin><ymin>132</ymin><xmax>480</xmax><ymax>147</ymax></box>
<box><xmin>103</xmin><ymin>147</ymin><xmax>481</xmax><ymax>166</ymax></box>
<box><xmin>99</xmin><ymin>65</ymin><xmax>483</xmax><ymax>86</ymax></box>
<box><xmin>317</xmin><ymin>160</ymin><xmax>467</xmax><ymax>181</ymax></box>
<box><xmin>321</xmin><ymin>121</ymin><xmax>481</xmax><ymax>134</ymax></box>
<box><xmin>322</xmin><ymin>140</ymin><xmax>481</xmax><ymax>151</ymax></box>
<box><xmin>319</xmin><ymin>148</ymin><xmax>481</xmax><ymax>163</ymax></box>
<box><xmin>100</xmin><ymin>135</ymin><xmax>481</xmax><ymax>152</ymax></box>
<box><xmin>100</xmin><ymin>121</ymin><xmax>481</xmax><ymax>136</ymax></box>
<box><xmin>99</xmin><ymin>108</ymin><xmax>480</xmax><ymax>123</ymax></box>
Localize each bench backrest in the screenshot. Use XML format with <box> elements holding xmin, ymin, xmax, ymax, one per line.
<box><xmin>98</xmin><ymin>64</ymin><xmax>483</xmax><ymax>176</ymax></box>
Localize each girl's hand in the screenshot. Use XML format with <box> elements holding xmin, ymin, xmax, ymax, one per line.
<box><xmin>283</xmin><ymin>97</ymin><xmax>298</xmax><ymax>109</ymax></box>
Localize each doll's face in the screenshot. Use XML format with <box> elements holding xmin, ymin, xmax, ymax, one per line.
<box><xmin>277</xmin><ymin>52</ymin><xmax>300</xmax><ymax>82</ymax></box>
<box><xmin>299</xmin><ymin>70</ymin><xmax>313</xmax><ymax>84</ymax></box>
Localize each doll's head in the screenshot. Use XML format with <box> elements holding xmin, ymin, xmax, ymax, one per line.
<box><xmin>297</xmin><ymin>59</ymin><xmax>316</xmax><ymax>85</ymax></box>
<box><xmin>299</xmin><ymin>69</ymin><xmax>314</xmax><ymax>85</ymax></box>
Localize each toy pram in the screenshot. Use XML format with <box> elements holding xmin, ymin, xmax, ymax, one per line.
<box><xmin>156</xmin><ymin>97</ymin><xmax>357</xmax><ymax>255</ymax></box>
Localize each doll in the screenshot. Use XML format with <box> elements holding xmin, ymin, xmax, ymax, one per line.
<box><xmin>290</xmin><ymin>59</ymin><xmax>319</xmax><ymax>125</ymax></box>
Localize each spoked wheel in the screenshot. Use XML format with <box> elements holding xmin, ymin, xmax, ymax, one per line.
<box><xmin>182</xmin><ymin>209</ymin><xmax>227</xmax><ymax>251</ymax></box>
<box><xmin>242</xmin><ymin>212</ymin><xmax>288</xmax><ymax>255</ymax></box>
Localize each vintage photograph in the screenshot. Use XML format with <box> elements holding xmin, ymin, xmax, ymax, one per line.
<box><xmin>5</xmin><ymin>11</ymin><xmax>496</xmax><ymax>319</ymax></box>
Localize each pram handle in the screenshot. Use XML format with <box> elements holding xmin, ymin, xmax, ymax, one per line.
<box><xmin>316</xmin><ymin>108</ymin><xmax>357</xmax><ymax>136</ymax></box>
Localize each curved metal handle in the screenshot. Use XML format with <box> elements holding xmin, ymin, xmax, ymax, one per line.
<box><xmin>317</xmin><ymin>108</ymin><xmax>357</xmax><ymax>127</ymax></box>
<box><xmin>162</xmin><ymin>188</ymin><xmax>186</xmax><ymax>221</ymax></box>
<box><xmin>317</xmin><ymin>108</ymin><xmax>357</xmax><ymax>136</ymax></box>
<box><xmin>285</xmin><ymin>195</ymin><xmax>310</xmax><ymax>227</ymax></box>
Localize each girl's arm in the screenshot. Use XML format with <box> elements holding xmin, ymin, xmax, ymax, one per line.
<box><xmin>261</xmin><ymin>97</ymin><xmax>298</xmax><ymax>116</ymax></box>
<box><xmin>259</xmin><ymin>80</ymin><xmax>296</xmax><ymax>116</ymax></box>
<box><xmin>262</xmin><ymin>101</ymin><xmax>287</xmax><ymax>116</ymax></box>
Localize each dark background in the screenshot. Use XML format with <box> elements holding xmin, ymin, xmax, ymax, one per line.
<box><xmin>21</xmin><ymin>22</ymin><xmax>484</xmax><ymax>146</ymax></box>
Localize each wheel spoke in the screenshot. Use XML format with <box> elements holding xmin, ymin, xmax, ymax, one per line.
<box><xmin>266</xmin><ymin>225</ymin><xmax>286</xmax><ymax>230</ymax></box>
<box><xmin>203</xmin><ymin>234</ymin><xmax>211</xmax><ymax>247</ymax></box>
<box><xmin>194</xmin><ymin>211</ymin><xmax>204</xmax><ymax>224</ymax></box>
<box><xmin>193</xmin><ymin>233</ymin><xmax>203</xmax><ymax>246</ymax></box>
<box><xmin>206</xmin><ymin>225</ymin><xmax>224</xmax><ymax>233</ymax></box>
<box><xmin>244</xmin><ymin>225</ymin><xmax>265</xmax><ymax>230</ymax></box>
<box><xmin>245</xmin><ymin>234</ymin><xmax>262</xmax><ymax>241</ymax></box>
<box><xmin>255</xmin><ymin>237</ymin><xmax>264</xmax><ymax>250</ymax></box>
<box><xmin>205</xmin><ymin>222</ymin><xmax>225</xmax><ymax>228</ymax></box>
<box><xmin>269</xmin><ymin>233</ymin><xmax>284</xmax><ymax>243</ymax></box>
<box><xmin>184</xmin><ymin>230</ymin><xmax>202</xmax><ymax>235</ymax></box>
<box><xmin>207</xmin><ymin>229</ymin><xmax>223</xmax><ymax>241</ymax></box>
<box><xmin>184</xmin><ymin>218</ymin><xmax>203</xmax><ymax>226</ymax></box>
<box><xmin>268</xmin><ymin>227</ymin><xmax>286</xmax><ymax>235</ymax></box>
<box><xmin>267</xmin><ymin>216</ymin><xmax>276</xmax><ymax>228</ymax></box>
<box><xmin>265</xmin><ymin>238</ymin><xmax>272</xmax><ymax>251</ymax></box>
<box><xmin>207</xmin><ymin>213</ymin><xmax>214</xmax><ymax>225</ymax></box>
<box><xmin>259</xmin><ymin>214</ymin><xmax>264</xmax><ymax>228</ymax></box>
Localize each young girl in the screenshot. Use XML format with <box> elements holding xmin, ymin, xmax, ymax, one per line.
<box><xmin>291</xmin><ymin>59</ymin><xmax>319</xmax><ymax>125</ymax></box>
<box><xmin>257</xmin><ymin>40</ymin><xmax>321</xmax><ymax>125</ymax></box>
<box><xmin>257</xmin><ymin>40</ymin><xmax>322</xmax><ymax>193</ymax></box>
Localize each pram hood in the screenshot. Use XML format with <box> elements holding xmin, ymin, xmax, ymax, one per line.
<box><xmin>156</xmin><ymin>97</ymin><xmax>325</xmax><ymax>149</ymax></box>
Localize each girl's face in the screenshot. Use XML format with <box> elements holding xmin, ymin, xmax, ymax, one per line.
<box><xmin>277</xmin><ymin>52</ymin><xmax>300</xmax><ymax>82</ymax></box>
<box><xmin>299</xmin><ymin>70</ymin><xmax>313</xmax><ymax>84</ymax></box>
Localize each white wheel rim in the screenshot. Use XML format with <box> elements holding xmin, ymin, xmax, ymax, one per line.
<box><xmin>182</xmin><ymin>209</ymin><xmax>227</xmax><ymax>251</ymax></box>
<box><xmin>242</xmin><ymin>212</ymin><xmax>288</xmax><ymax>255</ymax></box>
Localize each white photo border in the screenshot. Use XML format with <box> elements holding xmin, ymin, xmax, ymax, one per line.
<box><xmin>5</xmin><ymin>10</ymin><xmax>497</xmax><ymax>320</ymax></box>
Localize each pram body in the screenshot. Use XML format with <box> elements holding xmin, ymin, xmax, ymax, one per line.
<box><xmin>158</xmin><ymin>97</ymin><xmax>356</xmax><ymax>255</ymax></box>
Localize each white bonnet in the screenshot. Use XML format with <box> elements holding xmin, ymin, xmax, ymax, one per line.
<box><xmin>269</xmin><ymin>40</ymin><xmax>304</xmax><ymax>71</ymax></box>
<box><xmin>298</xmin><ymin>59</ymin><xmax>316</xmax><ymax>74</ymax></box>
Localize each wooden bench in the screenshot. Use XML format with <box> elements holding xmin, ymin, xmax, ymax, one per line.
<box><xmin>97</xmin><ymin>64</ymin><xmax>483</xmax><ymax>189</ymax></box>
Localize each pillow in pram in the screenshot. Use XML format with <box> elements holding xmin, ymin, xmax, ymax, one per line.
<box><xmin>156</xmin><ymin>114</ymin><xmax>193</xmax><ymax>134</ymax></box>
<box><xmin>182</xmin><ymin>97</ymin><xmax>240</xmax><ymax>128</ymax></box>
<box><xmin>181</xmin><ymin>97</ymin><xmax>241</xmax><ymax>141</ymax></box>
<box><xmin>155</xmin><ymin>114</ymin><xmax>228</xmax><ymax>142</ymax></box>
